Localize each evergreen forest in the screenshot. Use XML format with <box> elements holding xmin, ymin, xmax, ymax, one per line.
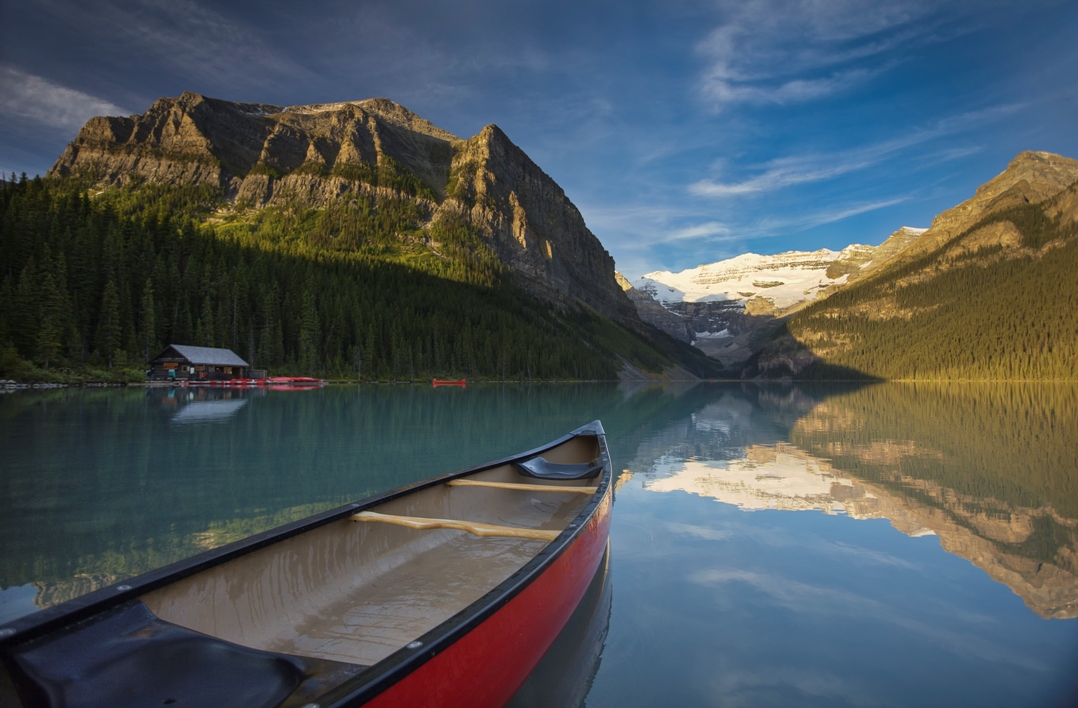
<box><xmin>782</xmin><ymin>192</ymin><xmax>1078</xmax><ymax>381</ymax></box>
<box><xmin>0</xmin><ymin>175</ymin><xmax>715</xmax><ymax>382</ymax></box>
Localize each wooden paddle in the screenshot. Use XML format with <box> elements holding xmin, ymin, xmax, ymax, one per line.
<box><xmin>446</xmin><ymin>479</ymin><xmax>598</xmax><ymax>494</ymax></box>
<box><xmin>351</xmin><ymin>511</ymin><xmax>560</xmax><ymax>541</ymax></box>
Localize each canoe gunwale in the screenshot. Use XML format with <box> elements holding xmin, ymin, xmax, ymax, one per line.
<box><xmin>0</xmin><ymin>420</ymin><xmax>612</xmax><ymax>707</ymax></box>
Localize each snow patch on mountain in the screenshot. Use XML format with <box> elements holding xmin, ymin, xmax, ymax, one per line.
<box><xmin>635</xmin><ymin>247</ymin><xmax>867</xmax><ymax>309</ymax></box>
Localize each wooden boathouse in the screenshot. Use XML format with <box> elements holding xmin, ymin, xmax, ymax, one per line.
<box><xmin>149</xmin><ymin>344</ymin><xmax>252</xmax><ymax>382</ymax></box>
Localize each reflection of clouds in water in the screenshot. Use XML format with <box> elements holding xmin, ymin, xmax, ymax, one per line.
<box><xmin>661</xmin><ymin>519</ymin><xmax>919</xmax><ymax>570</ymax></box>
<box><xmin>664</xmin><ymin>521</ymin><xmax>732</xmax><ymax>542</ymax></box>
<box><xmin>708</xmin><ymin>665</ymin><xmax>884</xmax><ymax>708</ymax></box>
<box><xmin>0</xmin><ymin>583</ymin><xmax>38</xmax><ymax>624</ymax></box>
<box><xmin>827</xmin><ymin>541</ymin><xmax>920</xmax><ymax>570</ymax></box>
<box><xmin>691</xmin><ymin>568</ymin><xmax>1044</xmax><ymax>671</ymax></box>
<box><xmin>170</xmin><ymin>399</ymin><xmax>248</xmax><ymax>425</ymax></box>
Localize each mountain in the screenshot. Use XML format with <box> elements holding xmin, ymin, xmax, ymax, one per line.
<box><xmin>629</xmin><ymin>228</ymin><xmax>925</xmax><ymax>368</ymax></box>
<box><xmin>637</xmin><ymin>246</ymin><xmax>872</xmax><ymax>311</ymax></box>
<box><xmin>48</xmin><ymin>92</ymin><xmax>637</xmax><ymax>325</ymax></box>
<box><xmin>615</xmin><ymin>272</ymin><xmax>694</xmax><ymax>343</ymax></box>
<box><xmin>748</xmin><ymin>151</ymin><xmax>1078</xmax><ymax>380</ymax></box>
<box><xmin>2</xmin><ymin>93</ymin><xmax>723</xmax><ymax>382</ymax></box>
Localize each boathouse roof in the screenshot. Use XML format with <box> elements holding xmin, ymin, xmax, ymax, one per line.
<box><xmin>153</xmin><ymin>344</ymin><xmax>249</xmax><ymax>367</ymax></box>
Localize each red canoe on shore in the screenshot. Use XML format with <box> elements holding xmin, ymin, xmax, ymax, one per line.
<box><xmin>266</xmin><ymin>376</ymin><xmax>325</xmax><ymax>386</ymax></box>
<box><xmin>432</xmin><ymin>378</ymin><xmax>467</xmax><ymax>387</ymax></box>
<box><xmin>0</xmin><ymin>422</ymin><xmax>612</xmax><ymax>708</ymax></box>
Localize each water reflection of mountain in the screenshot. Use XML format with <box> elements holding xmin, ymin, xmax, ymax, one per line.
<box><xmin>636</xmin><ymin>383</ymin><xmax>1078</xmax><ymax>619</ymax></box>
<box><xmin>648</xmin><ymin>444</ymin><xmax>879</xmax><ymax>516</ymax></box>
<box><xmin>620</xmin><ymin>385</ymin><xmax>825</xmax><ymax>483</ymax></box>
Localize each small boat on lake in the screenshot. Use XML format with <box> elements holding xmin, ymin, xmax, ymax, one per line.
<box><xmin>0</xmin><ymin>422</ymin><xmax>613</xmax><ymax>708</ymax></box>
<box><xmin>432</xmin><ymin>378</ymin><xmax>467</xmax><ymax>387</ymax></box>
<box><xmin>266</xmin><ymin>376</ymin><xmax>325</xmax><ymax>387</ymax></box>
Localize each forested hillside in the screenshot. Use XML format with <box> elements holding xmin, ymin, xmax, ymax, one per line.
<box><xmin>0</xmin><ymin>175</ymin><xmax>716</xmax><ymax>381</ymax></box>
<box><xmin>748</xmin><ymin>183</ymin><xmax>1078</xmax><ymax>381</ymax></box>
<box><xmin>743</xmin><ymin>150</ymin><xmax>1078</xmax><ymax>382</ymax></box>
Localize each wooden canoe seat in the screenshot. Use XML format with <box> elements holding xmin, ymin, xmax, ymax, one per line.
<box><xmin>351</xmin><ymin>511</ymin><xmax>560</xmax><ymax>542</ymax></box>
<box><xmin>446</xmin><ymin>479</ymin><xmax>598</xmax><ymax>494</ymax></box>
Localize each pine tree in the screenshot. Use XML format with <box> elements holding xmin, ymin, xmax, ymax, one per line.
<box><xmin>97</xmin><ymin>280</ymin><xmax>121</xmax><ymax>368</ymax></box>
<box><xmin>139</xmin><ymin>278</ymin><xmax>156</xmax><ymax>363</ymax></box>
<box><xmin>12</xmin><ymin>260</ymin><xmax>39</xmax><ymax>358</ymax></box>
<box><xmin>298</xmin><ymin>289</ymin><xmax>321</xmax><ymax>376</ymax></box>
<box><xmin>199</xmin><ymin>294</ymin><xmax>215</xmax><ymax>347</ymax></box>
<box><xmin>35</xmin><ymin>271</ymin><xmax>64</xmax><ymax>368</ymax></box>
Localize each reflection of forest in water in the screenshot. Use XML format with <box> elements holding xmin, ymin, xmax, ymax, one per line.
<box><xmin>791</xmin><ymin>384</ymin><xmax>1078</xmax><ymax>619</ymax></box>
<box><xmin>636</xmin><ymin>383</ymin><xmax>1078</xmax><ymax>619</ymax></box>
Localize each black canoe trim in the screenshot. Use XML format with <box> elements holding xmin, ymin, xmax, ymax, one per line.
<box><xmin>0</xmin><ymin>420</ymin><xmax>612</xmax><ymax>708</ymax></box>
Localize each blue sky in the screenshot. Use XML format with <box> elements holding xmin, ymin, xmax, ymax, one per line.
<box><xmin>2</xmin><ymin>0</ymin><xmax>1076</xmax><ymax>278</ymax></box>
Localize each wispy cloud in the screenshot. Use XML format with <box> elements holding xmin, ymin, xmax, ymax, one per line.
<box><xmin>37</xmin><ymin>0</ymin><xmax>312</xmax><ymax>89</ymax></box>
<box><xmin>696</xmin><ymin>0</ymin><xmax>950</xmax><ymax>110</ymax></box>
<box><xmin>0</xmin><ymin>67</ymin><xmax>128</xmax><ymax>130</ymax></box>
<box><xmin>690</xmin><ymin>105</ymin><xmax>1020</xmax><ymax>199</ymax></box>
<box><xmin>690</xmin><ymin>155</ymin><xmax>874</xmax><ymax>197</ymax></box>
<box><xmin>753</xmin><ymin>197</ymin><xmax>911</xmax><ymax>234</ymax></box>
<box><xmin>662</xmin><ymin>221</ymin><xmax>733</xmax><ymax>242</ymax></box>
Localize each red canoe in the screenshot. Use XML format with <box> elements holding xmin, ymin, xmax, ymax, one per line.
<box><xmin>0</xmin><ymin>422</ymin><xmax>613</xmax><ymax>708</ymax></box>
<box><xmin>267</xmin><ymin>376</ymin><xmax>325</xmax><ymax>386</ymax></box>
<box><xmin>432</xmin><ymin>378</ymin><xmax>467</xmax><ymax>387</ymax></box>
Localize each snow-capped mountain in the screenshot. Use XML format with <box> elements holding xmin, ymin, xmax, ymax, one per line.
<box><xmin>624</xmin><ymin>227</ymin><xmax>928</xmax><ymax>368</ymax></box>
<box><xmin>634</xmin><ymin>239</ymin><xmax>922</xmax><ymax>311</ymax></box>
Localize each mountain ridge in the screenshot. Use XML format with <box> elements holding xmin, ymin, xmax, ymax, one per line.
<box><xmin>48</xmin><ymin>92</ymin><xmax>638</xmax><ymax>326</ymax></box>
<box><xmin>620</xmin><ymin>150</ymin><xmax>1078</xmax><ymax>380</ymax></box>
<box><xmin>746</xmin><ymin>150</ymin><xmax>1078</xmax><ymax>380</ymax></box>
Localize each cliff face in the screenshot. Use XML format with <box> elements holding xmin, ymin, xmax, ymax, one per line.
<box><xmin>49</xmin><ymin>93</ymin><xmax>637</xmax><ymax>324</ymax></box>
<box><xmin>448</xmin><ymin>125</ymin><xmax>638</xmax><ymax>323</ymax></box>
<box><xmin>615</xmin><ymin>272</ymin><xmax>693</xmax><ymax>343</ymax></box>
<box><xmin>49</xmin><ymin>93</ymin><xmax>456</xmax><ymax>199</ymax></box>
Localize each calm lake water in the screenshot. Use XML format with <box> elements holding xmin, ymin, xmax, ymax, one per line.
<box><xmin>2</xmin><ymin>382</ymin><xmax>1077</xmax><ymax>706</ymax></box>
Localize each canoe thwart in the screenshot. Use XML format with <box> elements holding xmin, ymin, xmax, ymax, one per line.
<box><xmin>446</xmin><ymin>479</ymin><xmax>598</xmax><ymax>494</ymax></box>
<box><xmin>515</xmin><ymin>455</ymin><xmax>602</xmax><ymax>481</ymax></box>
<box><xmin>351</xmin><ymin>511</ymin><xmax>560</xmax><ymax>542</ymax></box>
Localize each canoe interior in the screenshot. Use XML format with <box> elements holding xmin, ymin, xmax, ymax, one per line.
<box><xmin>138</xmin><ymin>434</ymin><xmax>601</xmax><ymax>667</ymax></box>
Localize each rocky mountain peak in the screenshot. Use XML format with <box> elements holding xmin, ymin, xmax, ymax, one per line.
<box><xmin>285</xmin><ymin>98</ymin><xmax>461</xmax><ymax>143</ymax></box>
<box><xmin>906</xmin><ymin>150</ymin><xmax>1078</xmax><ymax>257</ymax></box>
<box><xmin>47</xmin><ymin>92</ymin><xmax>638</xmax><ymax>326</ymax></box>
<box><xmin>448</xmin><ymin>121</ymin><xmax>636</xmax><ymax>323</ymax></box>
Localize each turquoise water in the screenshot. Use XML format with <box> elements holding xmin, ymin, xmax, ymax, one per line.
<box><xmin>2</xmin><ymin>382</ymin><xmax>1077</xmax><ymax>706</ymax></box>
